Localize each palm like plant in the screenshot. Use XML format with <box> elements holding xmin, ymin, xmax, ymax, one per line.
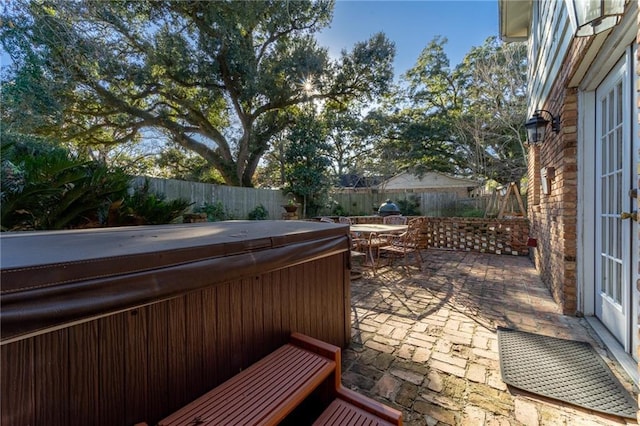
<box><xmin>1</xmin><ymin>139</ymin><xmax>130</xmax><ymax>230</ymax></box>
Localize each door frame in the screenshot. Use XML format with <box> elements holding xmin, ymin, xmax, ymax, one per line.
<box><xmin>576</xmin><ymin>6</ymin><xmax>638</xmax><ymax>383</ymax></box>
<box><xmin>593</xmin><ymin>54</ymin><xmax>633</xmax><ymax>348</ymax></box>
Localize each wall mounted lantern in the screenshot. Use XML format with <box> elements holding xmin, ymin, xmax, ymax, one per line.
<box><xmin>570</xmin><ymin>0</ymin><xmax>625</xmax><ymax>37</ymax></box>
<box><xmin>525</xmin><ymin>109</ymin><xmax>560</xmax><ymax>144</ymax></box>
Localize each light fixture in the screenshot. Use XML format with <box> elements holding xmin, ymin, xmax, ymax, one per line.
<box><xmin>570</xmin><ymin>0</ymin><xmax>625</xmax><ymax>37</ymax></box>
<box><xmin>525</xmin><ymin>109</ymin><xmax>560</xmax><ymax>144</ymax></box>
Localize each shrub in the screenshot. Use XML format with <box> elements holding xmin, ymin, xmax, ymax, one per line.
<box><xmin>458</xmin><ymin>208</ymin><xmax>485</xmax><ymax>218</ymax></box>
<box><xmin>247</xmin><ymin>204</ymin><xmax>268</xmax><ymax>220</ymax></box>
<box><xmin>194</xmin><ymin>201</ymin><xmax>233</xmax><ymax>222</ymax></box>
<box><xmin>331</xmin><ymin>203</ymin><xmax>349</xmax><ymax>217</ymax></box>
<box><xmin>111</xmin><ymin>179</ymin><xmax>192</xmax><ymax>225</ymax></box>
<box><xmin>1</xmin><ymin>136</ymin><xmax>130</xmax><ymax>230</ymax></box>
<box><xmin>397</xmin><ymin>196</ymin><xmax>421</xmax><ymax>216</ymax></box>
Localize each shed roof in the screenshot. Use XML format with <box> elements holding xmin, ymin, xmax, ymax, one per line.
<box><xmin>378</xmin><ymin>172</ymin><xmax>480</xmax><ymax>191</ymax></box>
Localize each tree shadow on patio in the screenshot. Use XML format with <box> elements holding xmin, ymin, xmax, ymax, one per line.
<box><xmin>348</xmin><ymin>249</ymin><xmax>551</xmax><ymax>350</ymax></box>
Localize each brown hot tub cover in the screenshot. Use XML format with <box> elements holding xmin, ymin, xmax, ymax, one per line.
<box><xmin>0</xmin><ymin>221</ymin><xmax>349</xmax><ymax>342</ymax></box>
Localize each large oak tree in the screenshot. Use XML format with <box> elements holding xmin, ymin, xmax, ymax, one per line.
<box><xmin>367</xmin><ymin>36</ymin><xmax>527</xmax><ymax>185</ymax></box>
<box><xmin>1</xmin><ymin>0</ymin><xmax>394</xmax><ymax>186</ymax></box>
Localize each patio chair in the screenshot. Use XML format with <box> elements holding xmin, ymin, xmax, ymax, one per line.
<box><xmin>348</xmin><ymin>231</ymin><xmax>367</xmax><ymax>280</ymax></box>
<box><xmin>354</xmin><ymin>231</ymin><xmax>388</xmax><ymax>274</ymax></box>
<box><xmin>319</xmin><ymin>217</ymin><xmax>335</xmax><ymax>223</ymax></box>
<box><xmin>338</xmin><ymin>216</ymin><xmax>353</xmax><ymax>225</ymax></box>
<box><xmin>383</xmin><ymin>215</ymin><xmax>408</xmax><ymax>225</ymax></box>
<box><xmin>377</xmin><ymin>217</ymin><xmax>425</xmax><ymax>270</ymax></box>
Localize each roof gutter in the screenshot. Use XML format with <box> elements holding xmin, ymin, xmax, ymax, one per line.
<box><xmin>499</xmin><ymin>0</ymin><xmax>533</xmax><ymax>42</ymax></box>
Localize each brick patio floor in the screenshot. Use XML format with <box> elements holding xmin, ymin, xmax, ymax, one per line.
<box><xmin>343</xmin><ymin>249</ymin><xmax>638</xmax><ymax>426</ymax></box>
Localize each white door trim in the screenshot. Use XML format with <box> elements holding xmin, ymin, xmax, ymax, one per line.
<box><xmin>575</xmin><ymin>1</ymin><xmax>638</xmax><ymax>385</ymax></box>
<box><xmin>631</xmin><ymin>41</ymin><xmax>638</xmax><ymax>360</ymax></box>
<box><xmin>577</xmin><ymin>90</ymin><xmax>596</xmax><ymax>316</ymax></box>
<box><xmin>594</xmin><ymin>55</ymin><xmax>632</xmax><ymax>348</ymax></box>
<box><xmin>578</xmin><ymin>48</ymin><xmax>638</xmax><ymax>386</ymax></box>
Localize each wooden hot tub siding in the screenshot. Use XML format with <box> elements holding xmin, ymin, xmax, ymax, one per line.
<box><xmin>1</xmin><ymin>222</ymin><xmax>351</xmax><ymax>426</ymax></box>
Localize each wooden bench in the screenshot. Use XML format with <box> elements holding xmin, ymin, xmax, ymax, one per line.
<box><xmin>138</xmin><ymin>333</ymin><xmax>402</xmax><ymax>426</ymax></box>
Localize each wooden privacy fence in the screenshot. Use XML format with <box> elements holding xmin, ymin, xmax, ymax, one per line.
<box><xmin>131</xmin><ymin>176</ymin><xmax>494</xmax><ymax>219</ymax></box>
<box><xmin>325</xmin><ymin>191</ymin><xmax>461</xmax><ymax>216</ymax></box>
<box><xmin>130</xmin><ymin>177</ymin><xmax>288</xmax><ymax>220</ymax></box>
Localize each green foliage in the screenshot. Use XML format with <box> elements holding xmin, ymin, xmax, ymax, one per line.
<box><xmin>454</xmin><ymin>37</ymin><xmax>528</xmax><ymax>184</ymax></box>
<box><xmin>396</xmin><ymin>196</ymin><xmax>421</xmax><ymax>216</ymax></box>
<box><xmin>367</xmin><ymin>36</ymin><xmax>527</xmax><ymax>186</ymax></box>
<box><xmin>193</xmin><ymin>201</ymin><xmax>234</xmax><ymax>222</ymax></box>
<box><xmin>247</xmin><ymin>204</ymin><xmax>269</xmax><ymax>220</ymax></box>
<box><xmin>439</xmin><ymin>206</ymin><xmax>485</xmax><ymax>218</ymax></box>
<box><xmin>458</xmin><ymin>208</ymin><xmax>485</xmax><ymax>218</ymax></box>
<box><xmin>283</xmin><ymin>111</ymin><xmax>332</xmax><ymax>218</ymax></box>
<box><xmin>322</xmin><ymin>96</ymin><xmax>378</xmax><ymax>181</ymax></box>
<box><xmin>331</xmin><ymin>203</ymin><xmax>349</xmax><ymax>217</ymax></box>
<box><xmin>155</xmin><ymin>143</ymin><xmax>225</xmax><ymax>184</ymax></box>
<box><xmin>1</xmin><ymin>133</ymin><xmax>130</xmax><ymax>230</ymax></box>
<box><xmin>112</xmin><ymin>180</ymin><xmax>192</xmax><ymax>226</ymax></box>
<box><xmin>2</xmin><ymin>0</ymin><xmax>395</xmax><ymax>187</ymax></box>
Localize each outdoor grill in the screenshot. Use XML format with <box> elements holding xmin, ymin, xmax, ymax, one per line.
<box><xmin>378</xmin><ymin>199</ymin><xmax>401</xmax><ymax>217</ymax></box>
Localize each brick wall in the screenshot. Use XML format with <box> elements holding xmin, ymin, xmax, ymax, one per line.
<box><xmin>527</xmin><ymin>35</ymin><xmax>592</xmax><ymax>314</ymax></box>
<box><xmin>348</xmin><ymin>216</ymin><xmax>530</xmax><ymax>256</ymax></box>
<box><xmin>421</xmin><ymin>217</ymin><xmax>530</xmax><ymax>256</ymax></box>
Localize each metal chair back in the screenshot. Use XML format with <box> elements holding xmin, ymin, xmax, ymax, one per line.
<box><xmin>338</xmin><ymin>216</ymin><xmax>352</xmax><ymax>225</ymax></box>
<box><xmin>383</xmin><ymin>215</ymin><xmax>408</xmax><ymax>225</ymax></box>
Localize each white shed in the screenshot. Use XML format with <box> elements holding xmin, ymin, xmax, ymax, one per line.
<box><xmin>377</xmin><ymin>172</ymin><xmax>480</xmax><ymax>197</ymax></box>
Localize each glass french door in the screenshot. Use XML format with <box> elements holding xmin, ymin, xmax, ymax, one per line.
<box><xmin>594</xmin><ymin>53</ymin><xmax>636</xmax><ymax>354</ymax></box>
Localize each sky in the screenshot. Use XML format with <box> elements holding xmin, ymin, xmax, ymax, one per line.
<box><xmin>315</xmin><ymin>0</ymin><xmax>500</xmax><ymax>80</ymax></box>
<box><xmin>0</xmin><ymin>1</ymin><xmax>499</xmax><ymax>76</ymax></box>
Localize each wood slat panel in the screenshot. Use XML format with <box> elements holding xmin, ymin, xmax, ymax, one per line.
<box><xmin>34</xmin><ymin>329</ymin><xmax>69</xmax><ymax>425</ymax></box>
<box><xmin>1</xmin><ymin>339</ymin><xmax>34</xmax><ymax>426</ymax></box>
<box><xmin>288</xmin><ymin>267</ymin><xmax>299</xmax><ymax>335</ymax></box>
<box><xmin>125</xmin><ymin>308</ymin><xmax>148</xmax><ymax>425</ymax></box>
<box><xmin>201</xmin><ymin>287</ymin><xmax>219</xmax><ymax>390</ymax></box>
<box><xmin>270</xmin><ymin>271</ymin><xmax>285</xmax><ymax>344</ymax></box>
<box><xmin>68</xmin><ymin>321</ymin><xmax>98</xmax><ymax>426</ymax></box>
<box><xmin>215</xmin><ymin>283</ymin><xmax>233</xmax><ymax>382</ymax></box>
<box><xmin>335</xmin><ymin>254</ymin><xmax>345</xmax><ymax>343</ymax></box>
<box><xmin>261</xmin><ymin>272</ymin><xmax>275</xmax><ymax>347</ymax></box>
<box><xmin>241</xmin><ymin>277</ymin><xmax>254</xmax><ymax>369</ymax></box>
<box><xmin>1</xmin><ymin>250</ymin><xmax>349</xmax><ymax>426</ymax></box>
<box><xmin>300</xmin><ymin>263</ymin><xmax>311</xmax><ymax>336</ymax></box>
<box><xmin>97</xmin><ymin>313</ymin><xmax>126</xmax><ymax>426</ymax></box>
<box><xmin>278</xmin><ymin>268</ymin><xmax>291</xmax><ymax>336</ymax></box>
<box><xmin>229</xmin><ymin>280</ymin><xmax>243</xmax><ymax>375</ymax></box>
<box><xmin>321</xmin><ymin>258</ymin><xmax>331</xmax><ymax>340</ymax></box>
<box><xmin>262</xmin><ymin>271</ymin><xmax>287</xmax><ymax>348</ymax></box>
<box><xmin>158</xmin><ymin>344</ymin><xmax>335</xmax><ymax>426</ymax></box>
<box><xmin>167</xmin><ymin>297</ymin><xmax>188</xmax><ymax>413</ymax></box>
<box><xmin>313</xmin><ymin>398</ymin><xmax>395</xmax><ymax>426</ymax></box>
<box><xmin>340</xmin><ymin>254</ymin><xmax>351</xmax><ymax>346</ymax></box>
<box><xmin>185</xmin><ymin>291</ymin><xmax>205</xmax><ymax>401</ymax></box>
<box><xmin>318</xmin><ymin>257</ymin><xmax>329</xmax><ymax>342</ymax></box>
<box><xmin>251</xmin><ymin>276</ymin><xmax>267</xmax><ymax>361</ymax></box>
<box><xmin>340</xmin><ymin>255</ymin><xmax>350</xmax><ymax>344</ymax></box>
<box><xmin>147</xmin><ymin>301</ymin><xmax>169</xmax><ymax>425</ymax></box>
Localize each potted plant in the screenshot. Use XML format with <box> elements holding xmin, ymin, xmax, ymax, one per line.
<box><xmin>282</xmin><ymin>193</ymin><xmax>299</xmax><ymax>213</ymax></box>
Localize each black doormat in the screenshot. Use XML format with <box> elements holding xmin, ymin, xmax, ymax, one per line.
<box><xmin>497</xmin><ymin>327</ymin><xmax>637</xmax><ymax>419</ymax></box>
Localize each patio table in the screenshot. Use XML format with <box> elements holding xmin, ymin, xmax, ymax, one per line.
<box><xmin>350</xmin><ymin>224</ymin><xmax>408</xmax><ymax>271</ymax></box>
<box><xmin>350</xmin><ymin>224</ymin><xmax>407</xmax><ymax>235</ymax></box>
